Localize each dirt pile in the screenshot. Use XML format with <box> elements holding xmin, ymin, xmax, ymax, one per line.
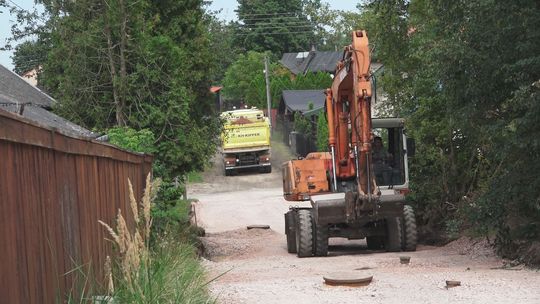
<box><xmin>201</xmin><ymin>228</ymin><xmax>283</xmax><ymax>261</ymax></box>
<box><xmin>443</xmin><ymin>237</ymin><xmax>495</xmax><ymax>260</ymax></box>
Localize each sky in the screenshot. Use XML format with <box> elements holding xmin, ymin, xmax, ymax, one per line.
<box><xmin>207</xmin><ymin>0</ymin><xmax>359</xmax><ymax>22</ymax></box>
<box><xmin>0</xmin><ymin>0</ymin><xmax>360</xmax><ymax>71</ymax></box>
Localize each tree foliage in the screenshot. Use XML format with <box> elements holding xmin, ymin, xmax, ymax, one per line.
<box><xmin>316</xmin><ymin>111</ymin><xmax>328</xmax><ymax>151</ymax></box>
<box><xmin>206</xmin><ymin>14</ymin><xmax>242</xmax><ymax>83</ymax></box>
<box><xmin>222</xmin><ymin>51</ymin><xmax>332</xmax><ymax>109</ymax></box>
<box><xmin>364</xmin><ymin>0</ymin><xmax>540</xmax><ymax>259</ymax></box>
<box><xmin>28</xmin><ymin>0</ymin><xmax>221</xmax><ymax>178</ymax></box>
<box><xmin>12</xmin><ymin>40</ymin><xmax>47</xmax><ymax>75</ymax></box>
<box><xmin>234</xmin><ymin>0</ymin><xmax>316</xmax><ymax>55</ymax></box>
<box><xmin>107</xmin><ymin>127</ymin><xmax>157</xmax><ymax>154</ymax></box>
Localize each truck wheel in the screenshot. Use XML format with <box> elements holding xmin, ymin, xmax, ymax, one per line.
<box><xmin>313</xmin><ymin>219</ymin><xmax>329</xmax><ymax>256</ymax></box>
<box><xmin>259</xmin><ymin>166</ymin><xmax>272</xmax><ymax>173</ymax></box>
<box><xmin>285</xmin><ymin>211</ymin><xmax>297</xmax><ymax>253</ymax></box>
<box><xmin>295</xmin><ymin>210</ymin><xmax>313</xmax><ymax>258</ymax></box>
<box><xmin>384</xmin><ymin>217</ymin><xmax>402</xmax><ymax>252</ymax></box>
<box><xmin>366</xmin><ymin>236</ymin><xmax>385</xmax><ymax>250</ymax></box>
<box><xmin>401</xmin><ymin>205</ymin><xmax>418</xmax><ymax>251</ymax></box>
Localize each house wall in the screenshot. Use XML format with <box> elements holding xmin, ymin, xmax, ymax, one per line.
<box><xmin>21</xmin><ymin>69</ymin><xmax>38</xmax><ymax>87</ymax></box>
<box><xmin>0</xmin><ymin>110</ymin><xmax>152</xmax><ymax>303</ymax></box>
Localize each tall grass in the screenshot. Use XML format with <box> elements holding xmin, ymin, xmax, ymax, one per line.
<box><xmin>97</xmin><ymin>174</ymin><xmax>213</xmax><ymax>303</ymax></box>
<box><xmin>113</xmin><ymin>239</ymin><xmax>211</xmax><ymax>303</ymax></box>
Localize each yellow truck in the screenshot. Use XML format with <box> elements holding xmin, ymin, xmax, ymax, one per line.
<box><xmin>221</xmin><ymin>108</ymin><xmax>271</xmax><ymax>175</ymax></box>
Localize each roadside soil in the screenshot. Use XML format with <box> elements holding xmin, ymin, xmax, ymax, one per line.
<box><xmin>189</xmin><ymin>138</ymin><xmax>540</xmax><ymax>304</ymax></box>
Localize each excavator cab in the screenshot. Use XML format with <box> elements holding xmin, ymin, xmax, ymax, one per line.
<box><xmin>282</xmin><ymin>118</ymin><xmax>412</xmax><ymax>200</ymax></box>
<box><xmin>371</xmin><ymin>118</ymin><xmax>410</xmax><ymax>189</ymax></box>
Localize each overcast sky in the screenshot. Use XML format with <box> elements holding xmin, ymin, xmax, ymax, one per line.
<box><xmin>0</xmin><ymin>0</ymin><xmax>360</xmax><ymax>71</ymax></box>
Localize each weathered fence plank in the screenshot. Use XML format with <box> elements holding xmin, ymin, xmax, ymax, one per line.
<box><xmin>0</xmin><ymin>110</ymin><xmax>152</xmax><ymax>303</ymax></box>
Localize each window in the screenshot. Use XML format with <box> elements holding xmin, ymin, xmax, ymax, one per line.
<box><xmin>372</xmin><ymin>127</ymin><xmax>405</xmax><ymax>186</ymax></box>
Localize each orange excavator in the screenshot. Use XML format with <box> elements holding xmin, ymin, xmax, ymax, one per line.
<box><xmin>282</xmin><ymin>30</ymin><xmax>417</xmax><ymax>257</ymax></box>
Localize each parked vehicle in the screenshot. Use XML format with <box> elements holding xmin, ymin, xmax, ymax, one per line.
<box><xmin>221</xmin><ymin>108</ymin><xmax>272</xmax><ymax>175</ymax></box>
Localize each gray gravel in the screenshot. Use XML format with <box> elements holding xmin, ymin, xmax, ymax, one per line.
<box><xmin>191</xmin><ymin>150</ymin><xmax>540</xmax><ymax>304</ymax></box>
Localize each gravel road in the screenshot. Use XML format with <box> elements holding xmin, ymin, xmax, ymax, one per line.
<box><xmin>190</xmin><ymin>149</ymin><xmax>540</xmax><ymax>304</ymax></box>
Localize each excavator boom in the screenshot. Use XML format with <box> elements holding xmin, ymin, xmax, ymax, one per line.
<box><xmin>326</xmin><ymin>30</ymin><xmax>377</xmax><ymax>198</ymax></box>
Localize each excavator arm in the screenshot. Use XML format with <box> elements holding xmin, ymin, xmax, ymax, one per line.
<box><xmin>326</xmin><ymin>30</ymin><xmax>378</xmax><ymax>199</ymax></box>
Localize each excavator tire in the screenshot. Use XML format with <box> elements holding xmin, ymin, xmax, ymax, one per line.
<box><xmin>285</xmin><ymin>211</ymin><xmax>297</xmax><ymax>253</ymax></box>
<box><xmin>384</xmin><ymin>217</ymin><xmax>402</xmax><ymax>252</ymax></box>
<box><xmin>401</xmin><ymin>205</ymin><xmax>418</xmax><ymax>251</ymax></box>
<box><xmin>295</xmin><ymin>210</ymin><xmax>313</xmax><ymax>258</ymax></box>
<box><xmin>313</xmin><ymin>218</ymin><xmax>329</xmax><ymax>256</ymax></box>
<box><xmin>366</xmin><ymin>236</ymin><xmax>385</xmax><ymax>250</ymax></box>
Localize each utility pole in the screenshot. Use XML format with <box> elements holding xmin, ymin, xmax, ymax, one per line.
<box><xmin>264</xmin><ymin>55</ymin><xmax>272</xmax><ymax>131</ymax></box>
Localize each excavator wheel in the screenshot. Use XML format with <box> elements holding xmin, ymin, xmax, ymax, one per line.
<box><xmin>295</xmin><ymin>209</ymin><xmax>313</xmax><ymax>258</ymax></box>
<box><xmin>366</xmin><ymin>236</ymin><xmax>385</xmax><ymax>250</ymax></box>
<box><xmin>285</xmin><ymin>211</ymin><xmax>297</xmax><ymax>253</ymax></box>
<box><xmin>312</xmin><ymin>218</ymin><xmax>329</xmax><ymax>256</ymax></box>
<box><xmin>401</xmin><ymin>205</ymin><xmax>418</xmax><ymax>251</ymax></box>
<box><xmin>384</xmin><ymin>217</ymin><xmax>402</xmax><ymax>252</ymax></box>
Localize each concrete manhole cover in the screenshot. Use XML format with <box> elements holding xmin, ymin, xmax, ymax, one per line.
<box><xmin>323</xmin><ymin>272</ymin><xmax>373</xmax><ymax>286</ymax></box>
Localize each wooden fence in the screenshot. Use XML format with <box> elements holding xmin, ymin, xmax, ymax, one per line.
<box><xmin>0</xmin><ymin>110</ymin><xmax>152</xmax><ymax>303</ymax></box>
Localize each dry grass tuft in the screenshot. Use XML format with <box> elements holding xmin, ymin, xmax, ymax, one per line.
<box><xmin>104</xmin><ymin>255</ymin><xmax>114</xmax><ymax>294</ymax></box>
<box><xmin>128</xmin><ymin>179</ymin><xmax>139</xmax><ymax>225</ymax></box>
<box><xmin>98</xmin><ymin>174</ymin><xmax>161</xmax><ymax>291</ymax></box>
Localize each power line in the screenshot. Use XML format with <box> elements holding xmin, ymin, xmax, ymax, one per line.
<box><xmin>240</xmin><ymin>24</ymin><xmax>315</xmax><ymax>30</ymax></box>
<box><xmin>241</xmin><ymin>21</ymin><xmax>315</xmax><ymax>27</ymax></box>
<box><xmin>6</xmin><ymin>0</ymin><xmax>47</xmax><ymax>23</ymax></box>
<box><xmin>234</xmin><ymin>30</ymin><xmax>315</xmax><ymax>36</ymax></box>
<box><xmin>6</xmin><ymin>0</ymin><xmax>25</xmax><ymax>11</ymax></box>
<box><xmin>237</xmin><ymin>12</ymin><xmax>298</xmax><ymax>17</ymax></box>
<box><xmin>241</xmin><ymin>15</ymin><xmax>310</xmax><ymax>22</ymax></box>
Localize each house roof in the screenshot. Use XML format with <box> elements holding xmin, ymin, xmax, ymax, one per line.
<box><xmin>281</xmin><ymin>90</ymin><xmax>326</xmax><ymax>114</ymax></box>
<box><xmin>0</xmin><ymin>64</ymin><xmax>54</xmax><ymax>108</ymax></box>
<box><xmin>280</xmin><ymin>51</ymin><xmax>342</xmax><ymax>75</ymax></box>
<box><xmin>210</xmin><ymin>86</ymin><xmax>222</xmax><ymax>93</ymax></box>
<box><xmin>280</xmin><ymin>50</ymin><xmax>385</xmax><ymax>76</ymax></box>
<box><xmin>0</xmin><ymin>64</ymin><xmax>96</xmax><ymax>138</ymax></box>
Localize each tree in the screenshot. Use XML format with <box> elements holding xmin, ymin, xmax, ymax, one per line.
<box><xmin>12</xmin><ymin>40</ymin><xmax>47</xmax><ymax>75</ymax></box>
<box><xmin>316</xmin><ymin>111</ymin><xmax>328</xmax><ymax>151</ymax></box>
<box><xmin>234</xmin><ymin>0</ymin><xmax>315</xmax><ymax>55</ymax></box>
<box><xmin>222</xmin><ymin>51</ymin><xmax>332</xmax><ymax>109</ymax></box>
<box><xmin>206</xmin><ymin>17</ymin><xmax>242</xmax><ymax>83</ymax></box>
<box><xmin>364</xmin><ymin>0</ymin><xmax>540</xmax><ymax>260</ymax></box>
<box><xmin>31</xmin><ymin>0</ymin><xmax>221</xmax><ymax>178</ymax></box>
<box><xmin>222</xmin><ymin>51</ymin><xmax>267</xmax><ymax>105</ymax></box>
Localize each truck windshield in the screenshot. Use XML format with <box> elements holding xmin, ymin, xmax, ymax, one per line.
<box><xmin>372</xmin><ymin>127</ymin><xmax>406</xmax><ymax>187</ymax></box>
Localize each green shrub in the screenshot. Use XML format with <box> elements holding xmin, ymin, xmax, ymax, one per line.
<box><xmin>316</xmin><ymin>111</ymin><xmax>328</xmax><ymax>151</ymax></box>
<box><xmin>293</xmin><ymin>112</ymin><xmax>311</xmax><ymax>135</ymax></box>
<box><xmin>107</xmin><ymin>127</ymin><xmax>156</xmax><ymax>154</ymax></box>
